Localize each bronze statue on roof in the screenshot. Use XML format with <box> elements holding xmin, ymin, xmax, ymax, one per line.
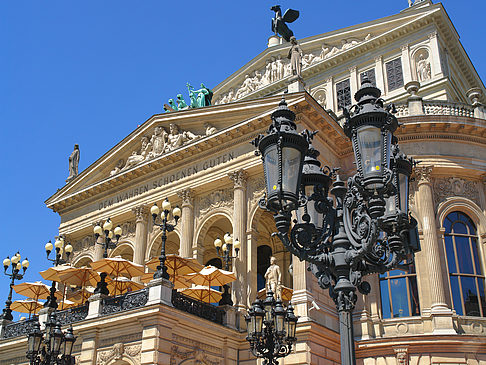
<box><xmin>270</xmin><ymin>5</ymin><xmax>299</xmax><ymax>42</ymax></box>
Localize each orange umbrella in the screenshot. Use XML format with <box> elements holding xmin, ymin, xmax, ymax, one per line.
<box><xmin>180</xmin><ymin>265</ymin><xmax>236</xmax><ymax>288</ymax></box>
<box><xmin>39</xmin><ymin>265</ymin><xmax>72</xmax><ymax>282</ymax></box>
<box><xmin>180</xmin><ymin>285</ymin><xmax>222</xmax><ymax>303</ymax></box>
<box><xmin>140</xmin><ymin>272</ymin><xmax>191</xmax><ymax>289</ymax></box>
<box><xmin>11</xmin><ymin>299</ymin><xmax>43</xmax><ymax>317</ymax></box>
<box><xmin>13</xmin><ymin>282</ymin><xmax>62</xmax><ymax>301</ymax></box>
<box><xmin>57</xmin><ymin>299</ymin><xmax>78</xmax><ymax>309</ymax></box>
<box><xmin>146</xmin><ymin>255</ymin><xmax>204</xmax><ymax>283</ymax></box>
<box><xmin>57</xmin><ymin>267</ymin><xmax>100</xmax><ymax>288</ymax></box>
<box><xmin>65</xmin><ymin>287</ymin><xmax>94</xmax><ymax>304</ymax></box>
<box><xmin>90</xmin><ymin>257</ymin><xmax>144</xmax><ymax>279</ymax></box>
<box><xmin>257</xmin><ymin>286</ymin><xmax>294</xmax><ymax>302</ymax></box>
<box><xmin>107</xmin><ymin>277</ymin><xmax>144</xmax><ymax>296</ymax></box>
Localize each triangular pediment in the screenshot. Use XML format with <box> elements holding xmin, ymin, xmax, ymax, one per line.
<box><xmin>213</xmin><ymin>2</ymin><xmax>484</xmax><ymax>104</ymax></box>
<box><xmin>45</xmin><ymin>93</ymin><xmax>346</xmax><ymax>214</ymax></box>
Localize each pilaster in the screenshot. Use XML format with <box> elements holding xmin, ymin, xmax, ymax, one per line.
<box><xmin>228</xmin><ymin>169</ymin><xmax>248</xmax><ymax>323</ymax></box>
<box><xmin>132</xmin><ymin>205</ymin><xmax>149</xmax><ymax>267</ymax></box>
<box><xmin>349</xmin><ymin>66</ymin><xmax>358</xmax><ymax>98</ymax></box>
<box><xmin>177</xmin><ymin>189</ymin><xmax>194</xmax><ymax>258</ymax></box>
<box><xmin>428</xmin><ymin>31</ymin><xmax>443</xmax><ymax>78</ymax></box>
<box><xmin>78</xmin><ymin>328</ymin><xmax>99</xmax><ymax>365</ymax></box>
<box><xmin>92</xmin><ymin>222</ymin><xmax>104</xmax><ymax>261</ymax></box>
<box><xmin>325</xmin><ymin>77</ymin><xmax>335</xmax><ymax>111</ymax></box>
<box><xmin>401</xmin><ymin>44</ymin><xmax>412</xmax><ymax>84</ymax></box>
<box><xmin>374</xmin><ymin>56</ymin><xmax>385</xmax><ymax>93</ymax></box>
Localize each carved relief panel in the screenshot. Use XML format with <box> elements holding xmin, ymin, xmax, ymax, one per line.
<box><xmin>433</xmin><ymin>177</ymin><xmax>481</xmax><ymax>208</ymax></box>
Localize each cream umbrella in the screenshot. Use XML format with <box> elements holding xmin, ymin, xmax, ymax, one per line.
<box><xmin>11</xmin><ymin>299</ymin><xmax>43</xmax><ymax>317</ymax></box>
<box><xmin>13</xmin><ymin>282</ymin><xmax>62</xmax><ymax>301</ymax></box>
<box><xmin>57</xmin><ymin>267</ymin><xmax>101</xmax><ymax>288</ymax></box>
<box><xmin>90</xmin><ymin>257</ymin><xmax>145</xmax><ymax>279</ymax></box>
<box><xmin>180</xmin><ymin>285</ymin><xmax>223</xmax><ymax>303</ymax></box>
<box><xmin>146</xmin><ymin>254</ymin><xmax>204</xmax><ymax>283</ymax></box>
<box><xmin>140</xmin><ymin>272</ymin><xmax>191</xmax><ymax>289</ymax></box>
<box><xmin>180</xmin><ymin>265</ymin><xmax>236</xmax><ymax>288</ymax></box>
<box><xmin>257</xmin><ymin>285</ymin><xmax>294</xmax><ymax>302</ymax></box>
<box><xmin>107</xmin><ymin>277</ymin><xmax>144</xmax><ymax>296</ymax></box>
<box><xmin>65</xmin><ymin>287</ymin><xmax>94</xmax><ymax>304</ymax></box>
<box><xmin>39</xmin><ymin>264</ymin><xmax>72</xmax><ymax>282</ymax></box>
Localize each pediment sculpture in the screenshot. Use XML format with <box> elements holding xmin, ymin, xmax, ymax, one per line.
<box><xmin>163</xmin><ymin>83</ymin><xmax>213</xmax><ymax>112</ymax></box>
<box><xmin>109</xmin><ymin>123</ymin><xmax>218</xmax><ymax>176</ymax></box>
<box><xmin>215</xmin><ymin>33</ymin><xmax>372</xmax><ymax>104</ymax></box>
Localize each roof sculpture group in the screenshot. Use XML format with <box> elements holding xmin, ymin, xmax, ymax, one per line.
<box><xmin>163</xmin><ymin>83</ymin><xmax>213</xmax><ymax>112</ymax></box>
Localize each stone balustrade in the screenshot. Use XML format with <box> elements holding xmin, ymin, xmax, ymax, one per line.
<box><xmin>394</xmin><ymin>100</ymin><xmax>486</xmax><ymax>119</ymax></box>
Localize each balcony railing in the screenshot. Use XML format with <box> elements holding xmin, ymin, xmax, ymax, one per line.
<box><xmin>171</xmin><ymin>290</ymin><xmax>225</xmax><ymax>325</ymax></box>
<box><xmin>56</xmin><ymin>303</ymin><xmax>89</xmax><ymax>325</ymax></box>
<box><xmin>101</xmin><ymin>289</ymin><xmax>149</xmax><ymax>316</ymax></box>
<box><xmin>2</xmin><ymin>317</ymin><xmax>38</xmax><ymax>339</ymax></box>
<box><xmin>394</xmin><ymin>100</ymin><xmax>483</xmax><ymax>118</ymax></box>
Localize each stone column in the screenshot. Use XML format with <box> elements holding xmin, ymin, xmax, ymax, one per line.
<box><xmin>374</xmin><ymin>56</ymin><xmax>385</xmax><ymax>93</ymax></box>
<box><xmin>349</xmin><ymin>66</ymin><xmax>358</xmax><ymax>98</ymax></box>
<box><xmin>325</xmin><ymin>77</ymin><xmax>335</xmax><ymax>111</ymax></box>
<box><xmin>228</xmin><ymin>170</ymin><xmax>248</xmax><ymax>317</ymax></box>
<box><xmin>92</xmin><ymin>222</ymin><xmax>104</xmax><ymax>261</ymax></box>
<box><xmin>132</xmin><ymin>205</ymin><xmax>149</xmax><ymax>266</ymax></box>
<box><xmin>428</xmin><ymin>31</ymin><xmax>442</xmax><ymax>77</ymax></box>
<box><xmin>415</xmin><ymin>166</ymin><xmax>455</xmax><ymax>334</ymax></box>
<box><xmin>177</xmin><ymin>189</ymin><xmax>194</xmax><ymax>258</ymax></box>
<box><xmin>401</xmin><ymin>44</ymin><xmax>412</xmax><ymax>84</ymax></box>
<box><xmin>247</xmin><ymin>230</ymin><xmax>259</xmax><ymax>307</ymax></box>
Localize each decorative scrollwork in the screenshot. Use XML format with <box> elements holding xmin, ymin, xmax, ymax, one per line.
<box><xmin>56</xmin><ymin>304</ymin><xmax>88</xmax><ymax>325</ymax></box>
<box><xmin>3</xmin><ymin>317</ymin><xmax>38</xmax><ymax>339</ymax></box>
<box><xmin>171</xmin><ymin>290</ymin><xmax>225</xmax><ymax>325</ymax></box>
<box><xmin>101</xmin><ymin>289</ymin><xmax>148</xmax><ymax>316</ymax></box>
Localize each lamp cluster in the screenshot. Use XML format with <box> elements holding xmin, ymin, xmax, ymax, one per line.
<box><xmin>213</xmin><ymin>233</ymin><xmax>240</xmax><ymax>305</ymax></box>
<box><xmin>45</xmin><ymin>237</ymin><xmax>73</xmax><ymax>265</ymax></box>
<box><xmin>253</xmin><ymin>77</ymin><xmax>419</xmax><ymax>364</ymax></box>
<box><xmin>246</xmin><ymin>291</ymin><xmax>298</xmax><ymax>365</ymax></box>
<box><xmin>27</xmin><ymin>313</ymin><xmax>76</xmax><ymax>365</ymax></box>
<box><xmin>1</xmin><ymin>252</ymin><xmax>29</xmax><ymax>321</ymax></box>
<box><xmin>93</xmin><ymin>219</ymin><xmax>122</xmax><ymax>258</ymax></box>
<box><xmin>151</xmin><ymin>198</ymin><xmax>181</xmax><ymax>280</ymax></box>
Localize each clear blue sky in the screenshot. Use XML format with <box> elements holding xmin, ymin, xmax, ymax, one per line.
<box><xmin>1</xmin><ymin>1</ymin><xmax>484</xmax><ymax>316</ymax></box>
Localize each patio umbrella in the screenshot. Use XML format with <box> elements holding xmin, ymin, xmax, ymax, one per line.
<box><xmin>181</xmin><ymin>265</ymin><xmax>236</xmax><ymax>288</ymax></box>
<box><xmin>65</xmin><ymin>287</ymin><xmax>94</xmax><ymax>304</ymax></box>
<box><xmin>140</xmin><ymin>272</ymin><xmax>192</xmax><ymax>289</ymax></box>
<box><xmin>257</xmin><ymin>285</ymin><xmax>294</xmax><ymax>302</ymax></box>
<box><xmin>90</xmin><ymin>257</ymin><xmax>145</xmax><ymax>279</ymax></box>
<box><xmin>57</xmin><ymin>267</ymin><xmax>101</xmax><ymax>288</ymax></box>
<box><xmin>107</xmin><ymin>277</ymin><xmax>144</xmax><ymax>296</ymax></box>
<box><xmin>11</xmin><ymin>299</ymin><xmax>43</xmax><ymax>317</ymax></box>
<box><xmin>180</xmin><ymin>285</ymin><xmax>222</xmax><ymax>303</ymax></box>
<box><xmin>146</xmin><ymin>255</ymin><xmax>204</xmax><ymax>283</ymax></box>
<box><xmin>57</xmin><ymin>299</ymin><xmax>78</xmax><ymax>309</ymax></box>
<box><xmin>13</xmin><ymin>281</ymin><xmax>62</xmax><ymax>301</ymax></box>
<box><xmin>39</xmin><ymin>265</ymin><xmax>73</xmax><ymax>282</ymax></box>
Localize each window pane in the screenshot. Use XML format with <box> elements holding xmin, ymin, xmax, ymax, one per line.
<box><xmin>471</xmin><ymin>238</ymin><xmax>482</xmax><ymax>276</ymax></box>
<box><xmin>264</xmin><ymin>145</ymin><xmax>278</xmax><ymax>195</ymax></box>
<box><xmin>477</xmin><ymin>278</ymin><xmax>486</xmax><ymax>317</ymax></box>
<box><xmin>282</xmin><ymin>147</ymin><xmax>302</xmax><ymax>197</ymax></box>
<box><xmin>443</xmin><ymin>217</ymin><xmax>452</xmax><ymax>232</ymax></box>
<box><xmin>455</xmin><ymin>236</ymin><xmax>474</xmax><ymax>274</ymax></box>
<box><xmin>409</xmin><ymin>276</ymin><xmax>420</xmax><ymax>316</ymax></box>
<box><xmin>461</xmin><ymin>276</ymin><xmax>480</xmax><ymax>316</ymax></box>
<box><xmin>336</xmin><ymin>79</ymin><xmax>351</xmax><ymax>110</ymax></box>
<box><xmin>386</xmin><ymin>58</ymin><xmax>403</xmax><ymax>91</ymax></box>
<box><xmin>452</xmin><ymin>221</ymin><xmax>467</xmax><ymax>234</ymax></box>
<box><xmin>450</xmin><ymin>276</ymin><xmax>463</xmax><ymax>315</ymax></box>
<box><xmin>380</xmin><ymin>280</ymin><xmax>391</xmax><ymax>318</ymax></box>
<box><xmin>390</xmin><ymin>278</ymin><xmax>410</xmax><ymax>317</ymax></box>
<box><xmin>444</xmin><ymin>235</ymin><xmax>457</xmax><ymax>273</ymax></box>
<box><xmin>357</xmin><ymin>126</ymin><xmax>382</xmax><ymax>177</ymax></box>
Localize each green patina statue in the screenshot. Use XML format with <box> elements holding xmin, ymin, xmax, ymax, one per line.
<box><xmin>164</xmin><ymin>83</ymin><xmax>213</xmax><ymax>112</ymax></box>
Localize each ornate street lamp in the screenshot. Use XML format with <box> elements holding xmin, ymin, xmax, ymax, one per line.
<box><xmin>26</xmin><ymin>313</ymin><xmax>77</xmax><ymax>365</ymax></box>
<box><xmin>151</xmin><ymin>198</ymin><xmax>181</xmax><ymax>280</ymax></box>
<box><xmin>93</xmin><ymin>219</ymin><xmax>122</xmax><ymax>258</ymax></box>
<box><xmin>44</xmin><ymin>236</ymin><xmax>73</xmax><ymax>309</ymax></box>
<box><xmin>213</xmin><ymin>233</ymin><xmax>240</xmax><ymax>305</ymax></box>
<box><xmin>245</xmin><ymin>291</ymin><xmax>298</xmax><ymax>364</ymax></box>
<box><xmin>1</xmin><ymin>253</ymin><xmax>29</xmax><ymax>321</ymax></box>
<box><xmin>252</xmin><ymin>78</ymin><xmax>419</xmax><ymax>365</ymax></box>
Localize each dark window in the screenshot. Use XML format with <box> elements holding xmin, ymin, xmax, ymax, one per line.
<box><xmin>443</xmin><ymin>211</ymin><xmax>485</xmax><ymax>317</ymax></box>
<box><xmin>336</xmin><ymin>79</ymin><xmax>351</xmax><ymax>110</ymax></box>
<box><xmin>360</xmin><ymin>69</ymin><xmax>376</xmax><ymax>86</ymax></box>
<box><xmin>257</xmin><ymin>245</ymin><xmax>273</xmax><ymax>291</ymax></box>
<box><xmin>385</xmin><ymin>58</ymin><xmax>404</xmax><ymax>91</ymax></box>
<box><xmin>380</xmin><ymin>263</ymin><xmax>420</xmax><ymax>318</ymax></box>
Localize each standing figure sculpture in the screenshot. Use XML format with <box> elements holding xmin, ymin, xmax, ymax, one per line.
<box><xmin>288</xmin><ymin>36</ymin><xmax>303</xmax><ymax>78</ymax></box>
<box><xmin>66</xmin><ymin>144</ymin><xmax>80</xmax><ymax>183</ymax></box>
<box><xmin>417</xmin><ymin>54</ymin><xmax>431</xmax><ymax>82</ymax></box>
<box><xmin>264</xmin><ymin>256</ymin><xmax>282</xmax><ymax>299</ymax></box>
<box><xmin>187</xmin><ymin>83</ymin><xmax>213</xmax><ymax>108</ymax></box>
<box><xmin>270</xmin><ymin>5</ymin><xmax>300</xmax><ymax>42</ymax></box>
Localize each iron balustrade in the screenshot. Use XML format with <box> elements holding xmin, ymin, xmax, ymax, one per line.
<box><xmin>171</xmin><ymin>290</ymin><xmax>225</xmax><ymax>325</ymax></box>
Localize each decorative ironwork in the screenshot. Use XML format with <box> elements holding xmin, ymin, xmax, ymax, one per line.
<box><xmin>56</xmin><ymin>304</ymin><xmax>89</xmax><ymax>325</ymax></box>
<box><xmin>101</xmin><ymin>289</ymin><xmax>148</xmax><ymax>316</ymax></box>
<box><xmin>171</xmin><ymin>290</ymin><xmax>225</xmax><ymax>325</ymax></box>
<box><xmin>3</xmin><ymin>317</ymin><xmax>38</xmax><ymax>339</ymax></box>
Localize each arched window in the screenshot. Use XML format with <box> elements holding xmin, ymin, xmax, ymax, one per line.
<box><xmin>379</xmin><ymin>263</ymin><xmax>420</xmax><ymax>318</ymax></box>
<box><xmin>257</xmin><ymin>245</ymin><xmax>272</xmax><ymax>291</ymax></box>
<box><xmin>443</xmin><ymin>211</ymin><xmax>486</xmax><ymax>316</ymax></box>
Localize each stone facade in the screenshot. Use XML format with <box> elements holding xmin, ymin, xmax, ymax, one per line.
<box><xmin>1</xmin><ymin>2</ymin><xmax>486</xmax><ymax>364</ymax></box>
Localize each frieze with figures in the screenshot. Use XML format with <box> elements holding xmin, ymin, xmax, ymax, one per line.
<box><xmin>215</xmin><ymin>34</ymin><xmax>372</xmax><ymax>104</ymax></box>
<box><xmin>433</xmin><ymin>177</ymin><xmax>481</xmax><ymax>208</ymax></box>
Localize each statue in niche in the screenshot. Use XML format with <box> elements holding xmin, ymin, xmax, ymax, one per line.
<box><xmin>288</xmin><ymin>36</ymin><xmax>303</xmax><ymax>77</ymax></box>
<box><xmin>204</xmin><ymin>122</ymin><xmax>217</xmax><ymax>136</ymax></box>
<box><xmin>110</xmin><ymin>159</ymin><xmax>125</xmax><ymax>176</ymax></box>
<box><xmin>165</xmin><ymin>123</ymin><xmax>200</xmax><ymax>152</ymax></box>
<box><xmin>417</xmin><ymin>53</ymin><xmax>431</xmax><ymax>82</ymax></box>
<box><xmin>264</xmin><ymin>256</ymin><xmax>282</xmax><ymax>299</ymax></box>
<box><xmin>66</xmin><ymin>144</ymin><xmax>80</xmax><ymax>183</ymax></box>
<box><xmin>150</xmin><ymin>126</ymin><xmax>167</xmax><ymax>157</ymax></box>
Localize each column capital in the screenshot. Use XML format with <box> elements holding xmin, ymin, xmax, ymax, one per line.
<box><xmin>348</xmin><ymin>66</ymin><xmax>357</xmax><ymax>73</ymax></box>
<box><xmin>132</xmin><ymin>205</ymin><xmax>149</xmax><ymax>223</ymax></box>
<box><xmin>415</xmin><ymin>166</ymin><xmax>433</xmax><ymax>186</ymax></box>
<box><xmin>325</xmin><ymin>76</ymin><xmax>333</xmax><ymax>84</ymax></box>
<box><xmin>228</xmin><ymin>169</ymin><xmax>248</xmax><ymax>189</ymax></box>
<box><xmin>428</xmin><ymin>31</ymin><xmax>438</xmax><ymax>40</ymax></box>
<box><xmin>401</xmin><ymin>43</ymin><xmax>410</xmax><ymax>52</ymax></box>
<box><xmin>177</xmin><ymin>188</ymin><xmax>194</xmax><ymax>207</ymax></box>
<box><xmin>374</xmin><ymin>55</ymin><xmax>383</xmax><ymax>63</ymax></box>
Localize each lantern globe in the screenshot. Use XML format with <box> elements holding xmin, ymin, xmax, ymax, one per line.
<box><xmin>103</xmin><ymin>219</ymin><xmax>113</xmax><ymax>232</ymax></box>
<box><xmin>213</xmin><ymin>238</ymin><xmax>222</xmax><ymax>249</ymax></box>
<box><xmin>93</xmin><ymin>225</ymin><xmax>103</xmax><ymax>235</ymax></box>
<box><xmin>150</xmin><ymin>204</ymin><xmax>160</xmax><ymax>216</ymax></box>
<box><xmin>10</xmin><ymin>254</ymin><xmax>20</xmax><ymax>265</ymax></box>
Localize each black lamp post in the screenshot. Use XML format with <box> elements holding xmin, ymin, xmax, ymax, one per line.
<box><xmin>252</xmin><ymin>77</ymin><xmax>419</xmax><ymax>365</ymax></box>
<box><xmin>213</xmin><ymin>233</ymin><xmax>240</xmax><ymax>305</ymax></box>
<box><xmin>26</xmin><ymin>312</ymin><xmax>77</xmax><ymax>365</ymax></box>
<box><xmin>44</xmin><ymin>237</ymin><xmax>73</xmax><ymax>310</ymax></box>
<box><xmin>245</xmin><ymin>290</ymin><xmax>298</xmax><ymax>364</ymax></box>
<box><xmin>1</xmin><ymin>253</ymin><xmax>29</xmax><ymax>321</ymax></box>
<box><xmin>93</xmin><ymin>219</ymin><xmax>122</xmax><ymax>258</ymax></box>
<box><xmin>151</xmin><ymin>198</ymin><xmax>181</xmax><ymax>280</ymax></box>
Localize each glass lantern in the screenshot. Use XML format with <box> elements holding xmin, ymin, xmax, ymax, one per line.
<box><xmin>285</xmin><ymin>304</ymin><xmax>298</xmax><ymax>340</ymax></box>
<box><xmin>63</xmin><ymin>326</ymin><xmax>76</xmax><ymax>358</ymax></box>
<box><xmin>27</xmin><ymin>321</ymin><xmax>43</xmax><ymax>357</ymax></box>
<box><xmin>251</xmin><ymin>300</ymin><xmax>264</xmax><ymax>337</ymax></box>
<box><xmin>263</xmin><ymin>291</ymin><xmax>275</xmax><ymax>323</ymax></box>
<box><xmin>273</xmin><ymin>300</ymin><xmax>286</xmax><ymax>335</ymax></box>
